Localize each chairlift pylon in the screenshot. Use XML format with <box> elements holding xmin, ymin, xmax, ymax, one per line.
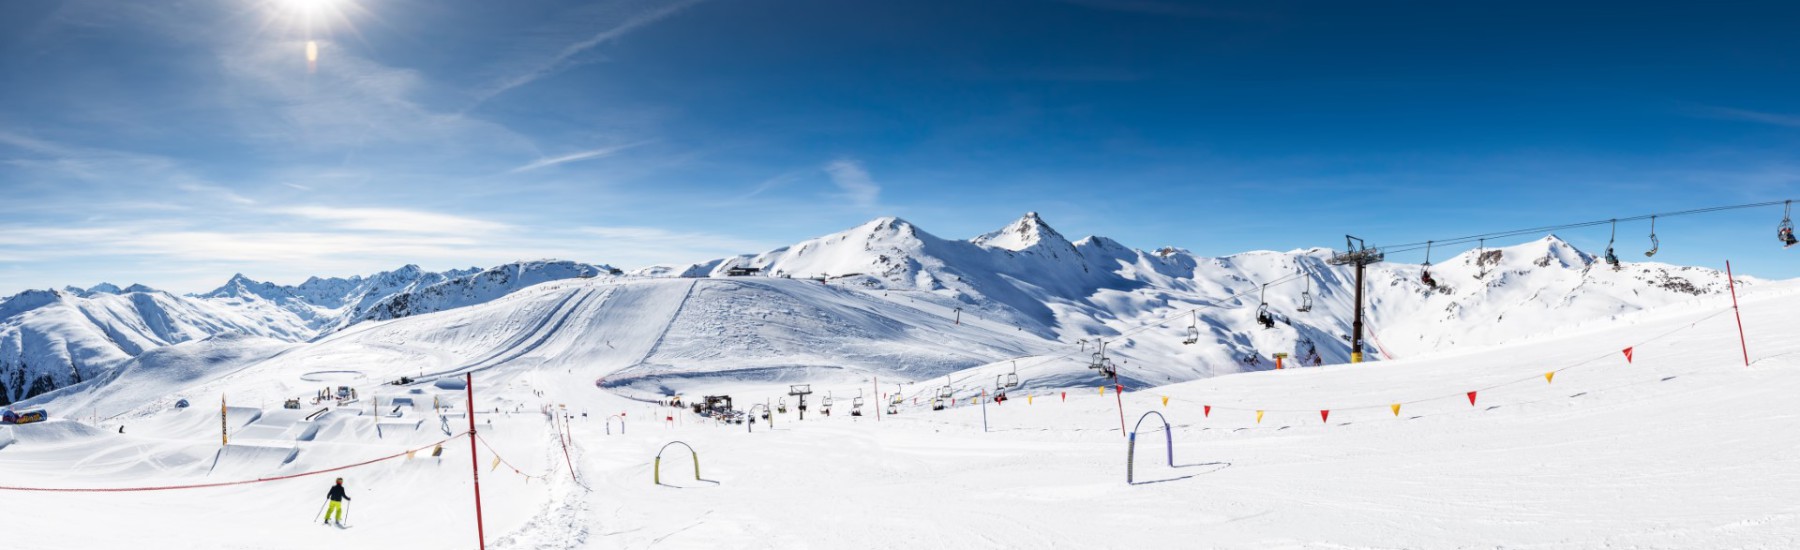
<box><xmin>1779</xmin><ymin>201</ymin><xmax>1797</xmax><ymax>248</ymax></box>
<box><xmin>1644</xmin><ymin>215</ymin><xmax>1659</xmax><ymax>257</ymax></box>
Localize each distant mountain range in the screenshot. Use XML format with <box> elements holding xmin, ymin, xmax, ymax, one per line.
<box><xmin>2</xmin><ymin>213</ymin><xmax>1745</xmax><ymax>405</ymax></box>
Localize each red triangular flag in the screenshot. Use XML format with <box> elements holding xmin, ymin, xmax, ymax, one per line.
<box><xmin>1204</xmin><ymin>405</ymin><xmax>1211</xmax><ymax>417</ymax></box>
<box><xmin>1320</xmin><ymin>410</ymin><xmax>1330</xmax><ymax>423</ymax></box>
<box><xmin>1060</xmin><ymin>392</ymin><xmax>1066</xmax><ymax>402</ymax></box>
<box><xmin>1622</xmin><ymin>347</ymin><xmax>1634</xmax><ymax>363</ymax></box>
<box><xmin>1115</xmin><ymin>384</ymin><xmax>1123</xmax><ymax>394</ymax></box>
<box><xmin>1467</xmin><ymin>391</ymin><xmax>1477</xmax><ymax>406</ymax></box>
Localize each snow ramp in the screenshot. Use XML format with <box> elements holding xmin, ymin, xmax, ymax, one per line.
<box><xmin>208</xmin><ymin>444</ymin><xmax>298</xmax><ymax>477</ymax></box>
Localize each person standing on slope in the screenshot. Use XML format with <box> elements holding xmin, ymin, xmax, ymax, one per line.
<box><xmin>324</xmin><ymin>478</ymin><xmax>351</xmax><ymax>526</ymax></box>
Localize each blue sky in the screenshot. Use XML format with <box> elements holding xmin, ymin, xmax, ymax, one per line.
<box><xmin>2</xmin><ymin>0</ymin><xmax>1798</xmax><ymax>295</ymax></box>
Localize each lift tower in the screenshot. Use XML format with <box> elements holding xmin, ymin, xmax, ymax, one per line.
<box><xmin>1326</xmin><ymin>235</ymin><xmax>1384</xmax><ymax>363</ymax></box>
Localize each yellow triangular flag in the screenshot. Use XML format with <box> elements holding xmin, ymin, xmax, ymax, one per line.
<box><xmin>1028</xmin><ymin>395</ymin><xmax>1033</xmax><ymax>405</ymax></box>
<box><xmin>406</xmin><ymin>450</ymin><xmax>416</xmax><ymax>460</ymax></box>
<box><xmin>1545</xmin><ymin>372</ymin><xmax>1555</xmax><ymax>383</ymax></box>
<box><xmin>1391</xmin><ymin>403</ymin><xmax>1401</xmax><ymax>416</ymax></box>
<box><xmin>1255</xmin><ymin>410</ymin><xmax>1264</xmax><ymax>423</ymax></box>
<box><xmin>490</xmin><ymin>456</ymin><xmax>501</xmax><ymax>471</ymax></box>
<box><xmin>1099</xmin><ymin>386</ymin><xmax>1106</xmax><ymax>395</ymax></box>
<box><xmin>1161</xmin><ymin>396</ymin><xmax>1169</xmax><ymax>407</ymax></box>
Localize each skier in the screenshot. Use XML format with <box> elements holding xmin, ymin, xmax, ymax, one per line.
<box><xmin>323</xmin><ymin>478</ymin><xmax>351</xmax><ymax>526</ymax></box>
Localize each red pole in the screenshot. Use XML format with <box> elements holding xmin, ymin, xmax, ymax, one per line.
<box><xmin>465</xmin><ymin>374</ymin><xmax>486</xmax><ymax>550</ymax></box>
<box><xmin>873</xmin><ymin>376</ymin><xmax>881</xmax><ymax>422</ymax></box>
<box><xmin>1727</xmin><ymin>261</ymin><xmax>1750</xmax><ymax>367</ymax></box>
<box><xmin>1113</xmin><ymin>384</ymin><xmax>1126</xmax><ymax>437</ymax></box>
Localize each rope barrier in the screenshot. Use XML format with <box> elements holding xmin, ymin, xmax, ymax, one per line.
<box><xmin>474</xmin><ymin>434</ymin><xmax>552</xmax><ymax>484</ymax></box>
<box><xmin>0</xmin><ymin>433</ymin><xmax>469</xmax><ymax>493</ymax></box>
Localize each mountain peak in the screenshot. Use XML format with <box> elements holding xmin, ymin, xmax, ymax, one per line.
<box><xmin>973</xmin><ymin>211</ymin><xmax>1073</xmax><ymax>252</ymax></box>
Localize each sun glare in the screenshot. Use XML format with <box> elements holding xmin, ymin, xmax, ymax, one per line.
<box><xmin>263</xmin><ymin>0</ymin><xmax>358</xmax><ymax>73</ymax></box>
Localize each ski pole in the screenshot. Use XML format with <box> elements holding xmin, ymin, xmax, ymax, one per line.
<box><xmin>314</xmin><ymin>499</ymin><xmax>328</xmax><ymax>522</ymax></box>
<box><xmin>343</xmin><ymin>501</ymin><xmax>350</xmax><ymax>525</ymax></box>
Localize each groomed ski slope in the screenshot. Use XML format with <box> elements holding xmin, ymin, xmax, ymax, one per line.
<box><xmin>3</xmin><ymin>282</ymin><xmax>1797</xmax><ymax>549</ymax></box>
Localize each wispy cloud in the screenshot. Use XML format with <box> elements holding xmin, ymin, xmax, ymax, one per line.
<box><xmin>474</xmin><ymin>0</ymin><xmax>705</xmax><ymax>106</ymax></box>
<box><xmin>509</xmin><ymin>141</ymin><xmax>651</xmax><ymax>173</ymax></box>
<box><xmin>823</xmin><ymin>158</ymin><xmax>881</xmax><ymax>208</ymax></box>
<box><xmin>178</xmin><ymin>183</ymin><xmax>256</xmax><ymax>205</ymax></box>
<box><xmin>276</xmin><ymin>206</ymin><xmax>515</xmax><ymax>235</ymax></box>
<box><xmin>1694</xmin><ymin>105</ymin><xmax>1800</xmax><ymax>128</ymax></box>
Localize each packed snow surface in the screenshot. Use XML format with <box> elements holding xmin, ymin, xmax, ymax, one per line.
<box><xmin>2</xmin><ymin>276</ymin><xmax>1795</xmax><ymax>548</ymax></box>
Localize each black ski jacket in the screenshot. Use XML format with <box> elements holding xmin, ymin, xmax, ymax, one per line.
<box><xmin>327</xmin><ymin>485</ymin><xmax>350</xmax><ymax>502</ymax></box>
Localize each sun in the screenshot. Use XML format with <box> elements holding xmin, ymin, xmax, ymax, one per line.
<box><xmin>276</xmin><ymin>0</ymin><xmax>341</xmax><ymax>19</ymax></box>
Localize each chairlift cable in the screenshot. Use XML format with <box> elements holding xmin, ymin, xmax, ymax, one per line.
<box><xmin>1372</xmin><ymin>199</ymin><xmax>1791</xmax><ymax>256</ymax></box>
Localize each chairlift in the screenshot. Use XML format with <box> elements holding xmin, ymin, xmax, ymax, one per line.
<box><xmin>1181</xmin><ymin>311</ymin><xmax>1199</xmax><ymax>345</ymax></box>
<box><xmin>1644</xmin><ymin>215</ymin><xmax>1659</xmax><ymax>257</ymax></box>
<box><xmin>851</xmin><ymin>396</ymin><xmax>864</xmax><ymax>417</ymax></box>
<box><xmin>1780</xmin><ymin>201</ymin><xmax>1797</xmax><ymax>248</ymax></box>
<box><xmin>1604</xmin><ymin>219</ymin><xmax>1621</xmax><ymax>269</ymax></box>
<box><xmin>1005</xmin><ymin>361</ymin><xmax>1020</xmax><ymax>389</ymax></box>
<box><xmin>1297</xmin><ymin>266</ymin><xmax>1314</xmax><ymax>312</ymax></box>
<box><xmin>1420</xmin><ymin>240</ymin><xmax>1438</xmax><ymax>288</ymax></box>
<box><xmin>1251</xmin><ymin>283</ymin><xmax>1276</xmax><ymax>329</ymax></box>
<box><xmin>777</xmin><ymin>397</ymin><xmax>788</xmax><ymax>414</ymax></box>
<box><xmin>931</xmin><ymin>396</ymin><xmax>946</xmax><ymax>411</ymax></box>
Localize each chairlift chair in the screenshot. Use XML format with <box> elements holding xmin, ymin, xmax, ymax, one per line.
<box><xmin>1255</xmin><ymin>284</ymin><xmax>1276</xmax><ymax>329</ymax></box>
<box><xmin>1604</xmin><ymin>219</ymin><xmax>1621</xmax><ymax>269</ymax></box>
<box><xmin>1005</xmin><ymin>362</ymin><xmax>1020</xmax><ymax>389</ymax></box>
<box><xmin>1420</xmin><ymin>241</ymin><xmax>1438</xmax><ymax>288</ymax></box>
<box><xmin>1181</xmin><ymin>312</ymin><xmax>1199</xmax><ymax>345</ymax></box>
<box><xmin>1780</xmin><ymin>201</ymin><xmax>1797</xmax><ymax>248</ymax></box>
<box><xmin>1296</xmin><ymin>265</ymin><xmax>1314</xmax><ymax>312</ymax></box>
<box><xmin>777</xmin><ymin>398</ymin><xmax>788</xmax><ymax>414</ymax></box>
<box><xmin>1644</xmin><ymin>216</ymin><xmax>1660</xmax><ymax>257</ymax></box>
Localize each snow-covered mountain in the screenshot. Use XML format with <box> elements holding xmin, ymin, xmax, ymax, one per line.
<box><xmin>354</xmin><ymin>260</ymin><xmax>616</xmax><ymax>323</ymax></box>
<box><xmin>0</xmin><ymin>287</ymin><xmax>307</xmax><ymax>405</ymax></box>
<box><xmin>668</xmin><ymin>213</ymin><xmax>1743</xmax><ymax>388</ymax></box>
<box><xmin>0</xmin><ymin>261</ymin><xmax>619</xmax><ymax>404</ymax></box>
<box><xmin>3</xmin><ymin>212</ymin><xmax>1750</xmax><ymax>405</ymax></box>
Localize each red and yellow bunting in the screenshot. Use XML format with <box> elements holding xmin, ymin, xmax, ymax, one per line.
<box><xmin>1545</xmin><ymin>372</ymin><xmax>1555</xmax><ymax>383</ymax></box>
<box><xmin>1467</xmin><ymin>391</ymin><xmax>1478</xmax><ymax>406</ymax></box>
<box><xmin>1390</xmin><ymin>403</ymin><xmax>1401</xmax><ymax>416</ymax></box>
